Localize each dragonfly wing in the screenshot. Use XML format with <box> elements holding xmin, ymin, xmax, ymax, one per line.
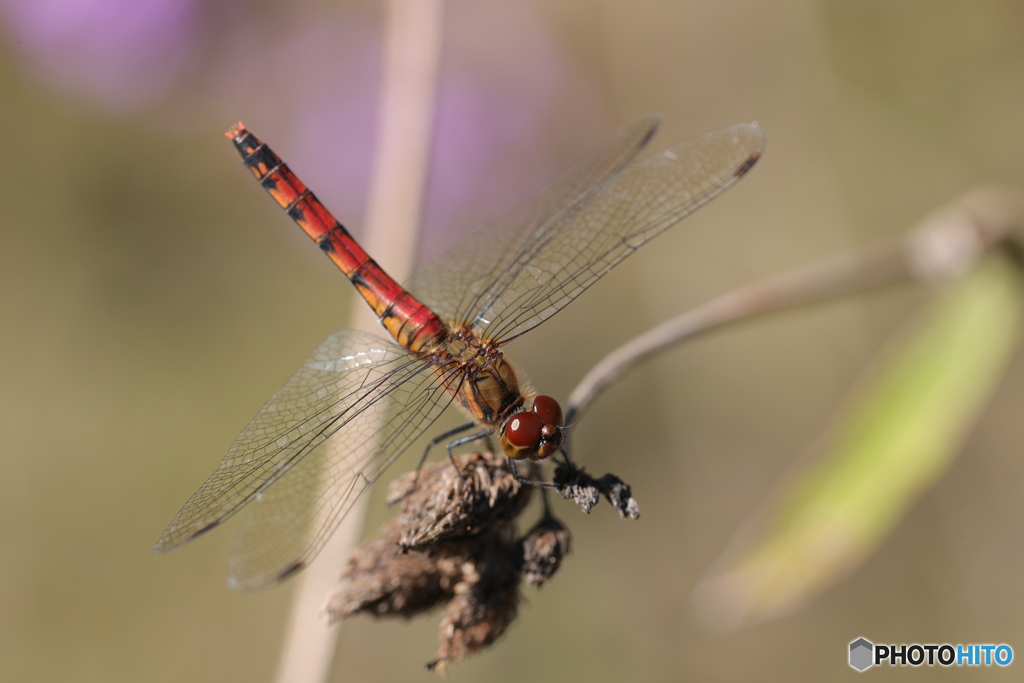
<box><xmin>154</xmin><ymin>329</ymin><xmax>458</xmax><ymax>589</ymax></box>
<box><xmin>407</xmin><ymin>120</ymin><xmax>765</xmax><ymax>342</ymax></box>
<box><xmin>225</xmin><ymin>356</ymin><xmax>460</xmax><ymax>590</ymax></box>
<box><xmin>479</xmin><ymin>122</ymin><xmax>765</xmax><ymax>341</ymax></box>
<box><xmin>405</xmin><ymin>116</ymin><xmax>660</xmax><ymax>327</ymax></box>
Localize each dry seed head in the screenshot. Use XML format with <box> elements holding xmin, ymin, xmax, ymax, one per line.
<box><xmin>520</xmin><ymin>515</ymin><xmax>572</xmax><ymax>587</ymax></box>
<box><xmin>326</xmin><ymin>520</ymin><xmax>467</xmax><ymax>621</ymax></box>
<box><xmin>597</xmin><ymin>473</ymin><xmax>641</xmax><ymax>519</ymax></box>
<box><xmin>552</xmin><ymin>462</ymin><xmax>601</xmax><ymax>512</ymax></box>
<box><xmin>334</xmin><ymin>449</ymin><xmax>638</xmax><ymax>669</ymax></box>
<box><xmin>428</xmin><ymin>530</ymin><xmax>521</xmax><ymax>670</ymax></box>
<box><xmin>388</xmin><ymin>451</ymin><xmax>534</xmax><ymax>549</ymax></box>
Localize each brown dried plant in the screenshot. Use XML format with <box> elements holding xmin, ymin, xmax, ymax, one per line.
<box><xmin>326</xmin><ymin>450</ymin><xmax>638</xmax><ymax>670</ymax></box>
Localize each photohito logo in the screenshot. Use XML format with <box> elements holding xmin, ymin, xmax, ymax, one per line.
<box><xmin>849</xmin><ymin>638</ymin><xmax>1013</xmax><ymax>671</ymax></box>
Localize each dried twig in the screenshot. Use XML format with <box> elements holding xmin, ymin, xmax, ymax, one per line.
<box><xmin>564</xmin><ymin>188</ymin><xmax>1023</xmax><ymax>432</ymax></box>
<box><xmin>273</xmin><ymin>2</ymin><xmax>445</xmax><ymax>682</ymax></box>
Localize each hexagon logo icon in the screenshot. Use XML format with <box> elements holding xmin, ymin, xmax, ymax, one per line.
<box><xmin>849</xmin><ymin>638</ymin><xmax>874</xmax><ymax>671</ymax></box>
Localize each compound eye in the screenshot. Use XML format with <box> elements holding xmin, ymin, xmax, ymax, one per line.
<box><xmin>505</xmin><ymin>411</ymin><xmax>543</xmax><ymax>448</ymax></box>
<box><xmin>531</xmin><ymin>395</ymin><xmax>563</xmax><ymax>427</ymax></box>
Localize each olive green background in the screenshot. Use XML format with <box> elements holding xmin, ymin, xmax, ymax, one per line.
<box><xmin>3</xmin><ymin>1</ymin><xmax>1024</xmax><ymax>681</ymax></box>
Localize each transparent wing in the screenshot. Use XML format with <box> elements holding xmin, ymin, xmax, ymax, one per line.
<box><xmin>154</xmin><ymin>329</ymin><xmax>459</xmax><ymax>590</ymax></box>
<box><xmin>405</xmin><ymin>116</ymin><xmax>660</xmax><ymax>330</ymax></box>
<box><xmin>406</xmin><ymin>120</ymin><xmax>765</xmax><ymax>342</ymax></box>
<box><xmin>225</xmin><ymin>357</ymin><xmax>460</xmax><ymax>590</ymax></box>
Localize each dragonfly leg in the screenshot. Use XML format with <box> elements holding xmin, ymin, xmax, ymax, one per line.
<box><xmin>417</xmin><ymin>422</ymin><xmax>477</xmax><ymax>470</ymax></box>
<box><xmin>508</xmin><ymin>458</ymin><xmax>557</xmax><ymax>489</ymax></box>
<box><xmin>406</xmin><ymin>422</ymin><xmax>479</xmax><ymax>496</ymax></box>
<box><xmin>443</xmin><ymin>429</ymin><xmax>494</xmax><ymax>487</ymax></box>
<box><xmin>558</xmin><ymin>427</ymin><xmax>576</xmax><ymax>466</ymax></box>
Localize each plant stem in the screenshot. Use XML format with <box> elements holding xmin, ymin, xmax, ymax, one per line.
<box><xmin>564</xmin><ymin>188</ymin><xmax>1022</xmax><ymax>433</ymax></box>
<box><xmin>273</xmin><ymin>2</ymin><xmax>445</xmax><ymax>682</ymax></box>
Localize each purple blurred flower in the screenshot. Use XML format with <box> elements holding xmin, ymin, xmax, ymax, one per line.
<box><xmin>1</xmin><ymin>0</ymin><xmax>612</xmax><ymax>261</ymax></box>
<box><xmin>2</xmin><ymin>0</ymin><xmax>201</xmax><ymax>111</ymax></box>
<box><xmin>411</xmin><ymin>0</ymin><xmax>612</xmax><ymax>259</ymax></box>
<box><xmin>207</xmin><ymin>0</ymin><xmax>610</xmax><ymax>264</ymax></box>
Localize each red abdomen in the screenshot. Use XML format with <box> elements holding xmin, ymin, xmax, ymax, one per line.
<box><xmin>226</xmin><ymin>123</ymin><xmax>447</xmax><ymax>352</ymax></box>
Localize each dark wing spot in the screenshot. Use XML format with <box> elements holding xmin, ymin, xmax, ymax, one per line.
<box><xmin>734</xmin><ymin>152</ymin><xmax>760</xmax><ymax>178</ymax></box>
<box><xmin>276</xmin><ymin>561</ymin><xmax>306</xmax><ymax>582</ymax></box>
<box><xmin>190</xmin><ymin>520</ymin><xmax>220</xmax><ymax>540</ymax></box>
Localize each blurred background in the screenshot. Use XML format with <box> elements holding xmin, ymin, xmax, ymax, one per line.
<box><xmin>3</xmin><ymin>0</ymin><xmax>1024</xmax><ymax>680</ymax></box>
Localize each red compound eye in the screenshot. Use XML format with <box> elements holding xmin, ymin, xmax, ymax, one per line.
<box><xmin>505</xmin><ymin>411</ymin><xmax>543</xmax><ymax>448</ymax></box>
<box><xmin>531</xmin><ymin>394</ymin><xmax>563</xmax><ymax>427</ymax></box>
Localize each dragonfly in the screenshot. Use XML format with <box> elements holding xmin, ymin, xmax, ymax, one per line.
<box><xmin>154</xmin><ymin>115</ymin><xmax>765</xmax><ymax>590</ymax></box>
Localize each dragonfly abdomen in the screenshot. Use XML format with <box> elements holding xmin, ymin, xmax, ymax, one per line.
<box><xmin>226</xmin><ymin>123</ymin><xmax>447</xmax><ymax>352</ymax></box>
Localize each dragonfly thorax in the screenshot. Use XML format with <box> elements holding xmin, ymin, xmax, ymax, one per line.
<box><xmin>430</xmin><ymin>327</ymin><xmax>564</xmax><ymax>461</ymax></box>
<box><xmin>430</xmin><ymin>326</ymin><xmax>524</xmax><ymax>427</ymax></box>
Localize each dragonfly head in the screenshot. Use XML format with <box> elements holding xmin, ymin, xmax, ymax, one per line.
<box><xmin>500</xmin><ymin>395</ymin><xmax>564</xmax><ymax>461</ymax></box>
